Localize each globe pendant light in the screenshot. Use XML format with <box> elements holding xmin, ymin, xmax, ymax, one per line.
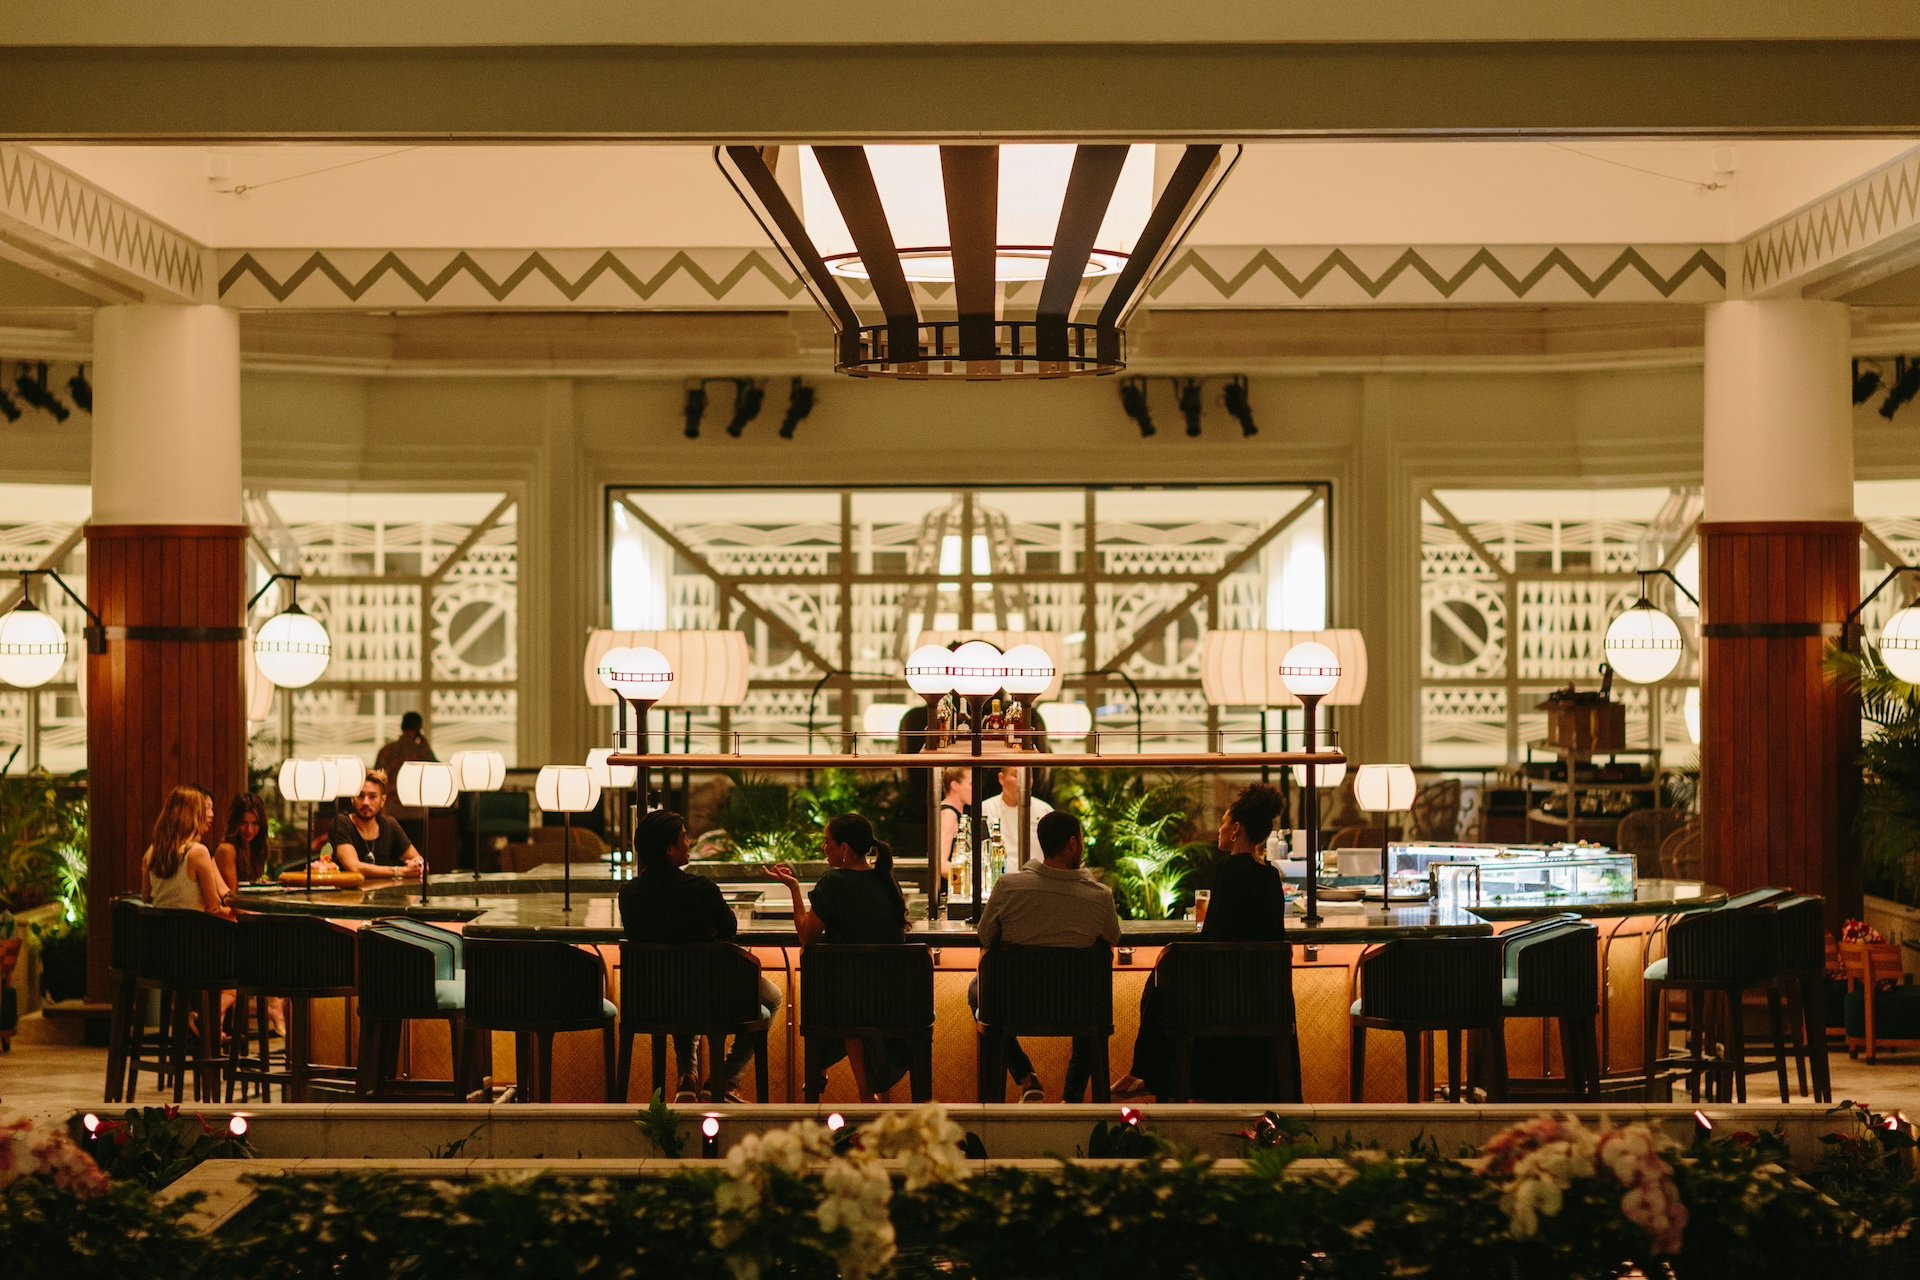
<box><xmin>0</xmin><ymin>598</ymin><xmax>66</xmax><ymax>689</ymax></box>
<box><xmin>1604</xmin><ymin>598</ymin><xmax>1685</xmax><ymax>685</ymax></box>
<box><xmin>1277</xmin><ymin>641</ymin><xmax>1342</xmax><ymax>700</ymax></box>
<box><xmin>596</xmin><ymin>644</ymin><xmax>674</xmax><ymax>710</ymax></box>
<box><xmin>249</xmin><ymin>573</ymin><xmax>332</xmax><ymax>689</ymax></box>
<box><xmin>1879</xmin><ymin>603</ymin><xmax>1920</xmax><ymax>684</ymax></box>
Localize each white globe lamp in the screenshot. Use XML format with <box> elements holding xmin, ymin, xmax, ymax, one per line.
<box><xmin>1604</xmin><ymin>600</ymin><xmax>1685</xmax><ymax>685</ymax></box>
<box><xmin>948</xmin><ymin>639</ymin><xmax>1006</xmax><ymax>698</ymax></box>
<box><xmin>1278</xmin><ymin>641</ymin><xmax>1341</xmax><ymax>699</ymax></box>
<box><xmin>0</xmin><ymin>601</ymin><xmax>67</xmax><ymax>689</ymax></box>
<box><xmin>254</xmin><ymin>605</ymin><xmax>332</xmax><ymax>689</ymax></box>
<box><xmin>1879</xmin><ymin>604</ymin><xmax>1920</xmax><ymax>685</ymax></box>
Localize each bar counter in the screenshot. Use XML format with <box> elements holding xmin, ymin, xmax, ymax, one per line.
<box><xmin>235</xmin><ymin>869</ymin><xmax>1724</xmax><ymax>1104</ymax></box>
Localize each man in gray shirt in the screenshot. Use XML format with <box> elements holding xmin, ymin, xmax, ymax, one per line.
<box><xmin>972</xmin><ymin>810</ymin><xmax>1121</xmax><ymax>1102</ymax></box>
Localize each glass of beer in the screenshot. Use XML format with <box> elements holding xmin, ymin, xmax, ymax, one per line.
<box><xmin>1193</xmin><ymin>889</ymin><xmax>1211</xmax><ymax>923</ymax></box>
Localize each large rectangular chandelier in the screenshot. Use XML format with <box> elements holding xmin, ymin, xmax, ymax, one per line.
<box><xmin>716</xmin><ymin>144</ymin><xmax>1238</xmax><ymax>379</ymax></box>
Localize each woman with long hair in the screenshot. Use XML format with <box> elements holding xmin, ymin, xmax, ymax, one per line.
<box><xmin>765</xmin><ymin>812</ymin><xmax>910</xmax><ymax>1099</ymax></box>
<box><xmin>214</xmin><ymin>793</ymin><xmax>269</xmax><ymax>894</ymax></box>
<box><xmin>142</xmin><ymin>785</ymin><xmax>232</xmax><ymax>918</ymax></box>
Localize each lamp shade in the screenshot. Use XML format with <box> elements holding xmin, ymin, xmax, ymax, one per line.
<box><xmin>585</xmin><ymin>747</ymin><xmax>637</xmax><ymax>790</ymax></box>
<box><xmin>1604</xmin><ymin>600</ymin><xmax>1685</xmax><ymax>684</ymax></box>
<box><xmin>596</xmin><ymin>644</ymin><xmax>674</xmax><ymax>706</ymax></box>
<box><xmin>1199</xmin><ymin>630</ymin><xmax>1369</xmax><ymax>708</ymax></box>
<box><xmin>1880</xmin><ymin>605</ymin><xmax>1920</xmax><ymax>684</ymax></box>
<box><xmin>244</xmin><ymin>651</ymin><xmax>277</xmax><ymax>723</ymax></box>
<box><xmin>862</xmin><ymin>701</ymin><xmax>913</xmax><ymax>738</ymax></box>
<box><xmin>915</xmin><ymin>631</ymin><xmax>1064</xmax><ymax>699</ymax></box>
<box><xmin>1001</xmin><ymin>643</ymin><xmax>1056</xmax><ymax>697</ymax></box>
<box><xmin>449</xmin><ymin>750</ymin><xmax>507</xmax><ymax>791</ymax></box>
<box><xmin>254</xmin><ymin>605</ymin><xmax>331</xmax><ymax>689</ymax></box>
<box><xmin>319</xmin><ymin>755</ymin><xmax>366</xmax><ymax>798</ymax></box>
<box><xmin>1038</xmin><ymin>700</ymin><xmax>1093</xmax><ymax>736</ymax></box>
<box><xmin>396</xmin><ymin>760</ymin><xmax>459</xmax><ymax>809</ymax></box>
<box><xmin>278</xmin><ymin>757</ymin><xmax>332</xmax><ymax>804</ymax></box>
<box><xmin>1683</xmin><ymin>686</ymin><xmax>1701</xmax><ymax>747</ymax></box>
<box><xmin>948</xmin><ymin>639</ymin><xmax>1007</xmax><ymax>698</ymax></box>
<box><xmin>1291</xmin><ymin>757</ymin><xmax>1348</xmax><ymax>790</ymax></box>
<box><xmin>1278</xmin><ymin>641</ymin><xmax>1341</xmax><ymax>699</ymax></box>
<box><xmin>905</xmin><ymin>643</ymin><xmax>956</xmax><ymax>697</ymax></box>
<box><xmin>0</xmin><ymin>601</ymin><xmax>66</xmax><ymax>688</ymax></box>
<box><xmin>1354</xmin><ymin>763</ymin><xmax>1417</xmax><ymax>813</ymax></box>
<box><xmin>535</xmin><ymin>764</ymin><xmax>601</xmax><ymax>814</ymax></box>
<box><xmin>583</xmin><ymin>630</ymin><xmax>749</xmax><ymax>708</ymax></box>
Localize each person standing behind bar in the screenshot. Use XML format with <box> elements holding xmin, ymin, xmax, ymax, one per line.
<box><xmin>620</xmin><ymin>809</ymin><xmax>782</xmax><ymax>1102</ymax></box>
<box><xmin>1112</xmin><ymin>782</ymin><xmax>1288</xmax><ymax>1100</ymax></box>
<box><xmin>765</xmin><ymin>813</ymin><xmax>911</xmax><ymax>1101</ymax></box>
<box><xmin>973</xmin><ymin>810</ymin><xmax>1121</xmax><ymax>1102</ymax></box>
<box><xmin>374</xmin><ymin>711</ymin><xmax>436</xmax><ymax>849</ymax></box>
<box><xmin>980</xmin><ymin>767</ymin><xmax>1053</xmax><ymax>871</ymax></box>
<box><xmin>936</xmin><ymin>767</ymin><xmax>971</xmax><ymax>891</ymax></box>
<box><xmin>328</xmin><ymin>771</ymin><xmax>423</xmax><ymax>881</ymax></box>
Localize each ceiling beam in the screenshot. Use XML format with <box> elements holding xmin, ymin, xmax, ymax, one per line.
<box><xmin>1739</xmin><ymin>145</ymin><xmax>1920</xmax><ymax>300</ymax></box>
<box><xmin>0</xmin><ymin>144</ymin><xmax>212</xmax><ymax>303</ymax></box>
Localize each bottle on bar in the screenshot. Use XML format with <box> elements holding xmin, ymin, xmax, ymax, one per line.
<box><xmin>948</xmin><ymin>814</ymin><xmax>972</xmax><ymax>907</ymax></box>
<box><xmin>1003</xmin><ymin>699</ymin><xmax>1022</xmax><ymax>747</ymax></box>
<box><xmin>932</xmin><ymin>697</ymin><xmax>951</xmax><ymax>750</ymax></box>
<box><xmin>983</xmin><ymin>698</ymin><xmax>1004</xmax><ymax>737</ymax></box>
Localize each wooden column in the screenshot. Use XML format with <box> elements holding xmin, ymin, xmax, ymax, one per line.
<box><xmin>1698</xmin><ymin>521</ymin><xmax>1860</xmax><ymax>930</ymax></box>
<box><xmin>83</xmin><ymin>524</ymin><xmax>248</xmax><ymax>1001</ymax></box>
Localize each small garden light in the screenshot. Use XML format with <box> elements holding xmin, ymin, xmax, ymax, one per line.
<box><xmin>702</xmin><ymin>1114</ymin><xmax>721</xmax><ymax>1158</ymax></box>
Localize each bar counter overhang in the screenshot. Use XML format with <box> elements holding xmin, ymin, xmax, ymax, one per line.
<box><xmin>236</xmin><ymin>868</ymin><xmax>1725</xmax><ymax>1105</ymax></box>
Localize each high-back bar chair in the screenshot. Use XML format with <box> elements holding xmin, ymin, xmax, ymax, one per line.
<box><xmin>800</xmin><ymin>944</ymin><xmax>935</xmax><ymax>1102</ymax></box>
<box><xmin>1152</xmin><ymin>941</ymin><xmax>1301</xmax><ymax>1103</ymax></box>
<box><xmin>974</xmin><ymin>943</ymin><xmax>1114</xmax><ymax>1103</ymax></box>
<box><xmin>1350</xmin><ymin>935</ymin><xmax>1507</xmax><ymax>1103</ymax></box>
<box><xmin>464</xmin><ymin>937</ymin><xmax>618</xmax><ymax>1102</ymax></box>
<box><xmin>616</xmin><ymin>942</ymin><xmax>770</xmax><ymax>1104</ymax></box>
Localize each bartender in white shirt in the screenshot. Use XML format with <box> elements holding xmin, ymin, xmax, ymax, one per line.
<box><xmin>979</xmin><ymin>766</ymin><xmax>1053</xmax><ymax>871</ymax></box>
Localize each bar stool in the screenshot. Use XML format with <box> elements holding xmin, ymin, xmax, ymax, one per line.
<box><xmin>124</xmin><ymin>907</ymin><xmax>236</xmax><ymax>1104</ymax></box>
<box><xmin>1349</xmin><ymin>936</ymin><xmax>1507</xmax><ymax>1103</ymax></box>
<box><xmin>800</xmin><ymin>944</ymin><xmax>935</xmax><ymax>1103</ymax></box>
<box><xmin>1153</xmin><ymin>941</ymin><xmax>1300</xmax><ymax>1103</ymax></box>
<box><xmin>615</xmin><ymin>942</ymin><xmax>771</xmax><ymax>1104</ymax></box>
<box><xmin>1766</xmin><ymin>894</ymin><xmax>1832</xmax><ymax>1102</ymax></box>
<box><xmin>1497</xmin><ymin>915</ymin><xmax>1600</xmax><ymax>1100</ymax></box>
<box><xmin>227</xmin><ymin>913</ymin><xmax>359</xmax><ymax>1103</ymax></box>
<box><xmin>975</xmin><ymin>943</ymin><xmax>1114</xmax><ymax>1103</ymax></box>
<box><xmin>465</xmin><ymin>938</ymin><xmax>618</xmax><ymax>1102</ymax></box>
<box><xmin>103</xmin><ymin>897</ymin><xmax>144</xmax><ymax>1102</ymax></box>
<box><xmin>355</xmin><ymin>919</ymin><xmax>471</xmax><ymax>1100</ymax></box>
<box><xmin>1641</xmin><ymin>900</ymin><xmax>1786</xmax><ymax>1103</ymax></box>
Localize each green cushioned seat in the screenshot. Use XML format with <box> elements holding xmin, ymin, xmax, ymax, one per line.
<box><xmin>1500</xmin><ymin>977</ymin><xmax>1521</xmax><ymax>1007</ymax></box>
<box><xmin>434</xmin><ymin>977</ymin><xmax>466</xmax><ymax>1011</ymax></box>
<box><xmin>1643</xmin><ymin>956</ymin><xmax>1668</xmax><ymax>981</ymax></box>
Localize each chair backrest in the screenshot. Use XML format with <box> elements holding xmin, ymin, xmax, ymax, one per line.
<box><xmin>1664</xmin><ymin>904</ymin><xmax>1775</xmax><ymax>983</ymax></box>
<box><xmin>110</xmin><ymin>896</ymin><xmax>145</xmax><ymax>974</ymax></box>
<box><xmin>1656</xmin><ymin>820</ymin><xmax>1703</xmax><ymax>880</ymax></box>
<box><xmin>1839</xmin><ymin>939</ymin><xmax>1905</xmax><ymax>989</ymax></box>
<box><xmin>234</xmin><ymin>912</ymin><xmax>357</xmax><ymax>992</ymax></box>
<box><xmin>133</xmin><ymin>907</ymin><xmax>235</xmax><ymax>986</ymax></box>
<box><xmin>466</xmin><ymin>938</ymin><xmax>609</xmax><ymax>1026</ymax></box>
<box><xmin>1765</xmin><ymin>895</ymin><xmax>1826</xmax><ymax>975</ymax></box>
<box><xmin>1410</xmin><ymin>779</ymin><xmax>1462</xmax><ymax>842</ymax></box>
<box><xmin>1500</xmin><ymin>920</ymin><xmax>1599</xmax><ymax>1011</ymax></box>
<box><xmin>356</xmin><ymin>921</ymin><xmax>459</xmax><ymax>1015</ymax></box>
<box><xmin>1153</xmin><ymin>941</ymin><xmax>1295</xmax><ymax>1031</ymax></box>
<box><xmin>976</xmin><ymin>943</ymin><xmax>1113</xmax><ymax>1032</ymax></box>
<box><xmin>620</xmin><ymin>941</ymin><xmax>764</xmax><ymax>1029</ymax></box>
<box><xmin>371</xmin><ymin>916</ymin><xmax>466</xmax><ymax>968</ymax></box>
<box><xmin>800</xmin><ymin>944</ymin><xmax>934</xmax><ymax>1035</ymax></box>
<box><xmin>1357</xmin><ymin>937</ymin><xmax>1504</xmax><ymax>1025</ymax></box>
<box><xmin>1616</xmin><ymin>808</ymin><xmax>1687</xmax><ymax>877</ymax></box>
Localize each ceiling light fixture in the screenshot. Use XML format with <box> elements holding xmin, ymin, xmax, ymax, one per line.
<box><xmin>1853</xmin><ymin>360</ymin><xmax>1884</xmax><ymax>406</ymax></box>
<box><xmin>1222</xmin><ymin>375</ymin><xmax>1258</xmax><ymax>437</ymax></box>
<box><xmin>717</xmin><ymin>143</ymin><xmax>1239</xmax><ymax>378</ymax></box>
<box><xmin>1881</xmin><ymin>357</ymin><xmax>1920</xmax><ymax>422</ymax></box>
<box><xmin>778</xmin><ymin>378</ymin><xmax>816</xmax><ymax>439</ymax></box>
<box><xmin>682</xmin><ymin>383</ymin><xmax>709</xmax><ymax>439</ymax></box>
<box><xmin>0</xmin><ymin>388</ymin><xmax>20</xmax><ymax>423</ymax></box>
<box><xmin>724</xmin><ymin>379</ymin><xmax>766</xmax><ymax>437</ymax></box>
<box><xmin>1176</xmin><ymin>378</ymin><xmax>1204</xmax><ymax>437</ymax></box>
<box><xmin>1119</xmin><ymin>377</ymin><xmax>1155</xmax><ymax>438</ymax></box>
<box><xmin>13</xmin><ymin>363</ymin><xmax>70</xmax><ymax>423</ymax></box>
<box><xmin>66</xmin><ymin>365</ymin><xmax>91</xmax><ymax>414</ymax></box>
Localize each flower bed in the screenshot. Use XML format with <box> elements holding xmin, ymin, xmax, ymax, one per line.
<box><xmin>4</xmin><ymin>1105</ymin><xmax>1918</xmax><ymax>1279</ymax></box>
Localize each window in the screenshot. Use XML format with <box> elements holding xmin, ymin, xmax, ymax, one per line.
<box><xmin>0</xmin><ymin>483</ymin><xmax>89</xmax><ymax>773</ymax></box>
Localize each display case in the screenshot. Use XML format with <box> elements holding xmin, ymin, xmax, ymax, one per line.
<box><xmin>1388</xmin><ymin>842</ymin><xmax>1637</xmax><ymax>905</ymax></box>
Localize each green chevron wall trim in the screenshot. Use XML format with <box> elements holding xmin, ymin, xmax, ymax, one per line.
<box><xmin>1739</xmin><ymin>147</ymin><xmax>1920</xmax><ymax>295</ymax></box>
<box><xmin>0</xmin><ymin>145</ymin><xmax>209</xmax><ymax>301</ymax></box>
<box><xmin>1149</xmin><ymin>244</ymin><xmax>1725</xmax><ymax>305</ymax></box>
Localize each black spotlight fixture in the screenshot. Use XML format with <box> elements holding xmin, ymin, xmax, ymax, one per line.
<box><xmin>1175</xmin><ymin>378</ymin><xmax>1204</xmax><ymax>437</ymax></box>
<box><xmin>778</xmin><ymin>378</ymin><xmax>815</xmax><ymax>439</ymax></box>
<box><xmin>682</xmin><ymin>383</ymin><xmax>709</xmax><ymax>439</ymax></box>
<box><xmin>1222</xmin><ymin>375</ymin><xmax>1258</xmax><ymax>437</ymax></box>
<box><xmin>0</xmin><ymin>387</ymin><xmax>20</xmax><ymax>423</ymax></box>
<box><xmin>1853</xmin><ymin>360</ymin><xmax>1884</xmax><ymax>406</ymax></box>
<box><xmin>66</xmin><ymin>364</ymin><xmax>91</xmax><ymax>414</ymax></box>
<box><xmin>1881</xmin><ymin>357</ymin><xmax>1920</xmax><ymax>422</ymax></box>
<box><xmin>1118</xmin><ymin>377</ymin><xmax>1155</xmax><ymax>438</ymax></box>
<box><xmin>724</xmin><ymin>379</ymin><xmax>766</xmax><ymax>437</ymax></box>
<box><xmin>14</xmin><ymin>363</ymin><xmax>70</xmax><ymax>423</ymax></box>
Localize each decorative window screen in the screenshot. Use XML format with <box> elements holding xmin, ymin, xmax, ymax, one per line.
<box><xmin>0</xmin><ymin>484</ymin><xmax>89</xmax><ymax>773</ymax></box>
<box><xmin>608</xmin><ymin>485</ymin><xmax>1330</xmax><ymax>752</ymax></box>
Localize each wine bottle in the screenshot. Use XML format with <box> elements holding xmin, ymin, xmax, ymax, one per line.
<box><xmin>1003</xmin><ymin>700</ymin><xmax>1022</xmax><ymax>746</ymax></box>
<box><xmin>983</xmin><ymin>698</ymin><xmax>1005</xmax><ymax>736</ymax></box>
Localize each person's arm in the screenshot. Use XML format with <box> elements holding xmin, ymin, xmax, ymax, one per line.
<box><xmin>393</xmin><ymin>820</ymin><xmax>424</xmax><ymax>875</ymax></box>
<box><xmin>188</xmin><ymin>847</ymin><xmax>236</xmax><ymax>919</ymax></box>
<box><xmin>213</xmin><ymin>842</ymin><xmax>240</xmax><ymax>896</ymax></box>
<box><xmin>975</xmin><ymin>882</ymin><xmax>1005</xmax><ymax>948</ymax></box>
<box><xmin>766</xmin><ymin>863</ymin><xmax>823</xmax><ymax>945</ymax></box>
<box><xmin>140</xmin><ymin>853</ymin><xmax>152</xmax><ymax>901</ymax></box>
<box><xmin>702</xmin><ymin>878</ymin><xmax>739</xmax><ymax>941</ymax></box>
<box><xmin>1096</xmin><ymin>890</ymin><xmax>1122</xmax><ymax>946</ymax></box>
<box><xmin>937</xmin><ymin>806</ymin><xmax>958</xmax><ymax>885</ymax></box>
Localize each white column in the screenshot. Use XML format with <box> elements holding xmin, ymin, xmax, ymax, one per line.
<box><xmin>1702</xmin><ymin>299</ymin><xmax>1853</xmax><ymax>522</ymax></box>
<box><xmin>91</xmin><ymin>304</ymin><xmax>242</xmax><ymax>524</ymax></box>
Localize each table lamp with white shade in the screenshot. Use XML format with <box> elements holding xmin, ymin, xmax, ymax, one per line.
<box><xmin>318</xmin><ymin>753</ymin><xmax>365</xmax><ymax>830</ymax></box>
<box><xmin>1279</xmin><ymin>640</ymin><xmax>1344</xmax><ymax>926</ymax></box>
<box><xmin>1354</xmin><ymin>763</ymin><xmax>1417</xmax><ymax>909</ymax></box>
<box><xmin>536</xmin><ymin>764</ymin><xmax>602</xmax><ymax>913</ymax></box>
<box><xmin>396</xmin><ymin>760</ymin><xmax>459</xmax><ymax>904</ymax></box>
<box><xmin>278</xmin><ymin>757</ymin><xmax>333</xmax><ymax>894</ymax></box>
<box><xmin>1037</xmin><ymin>699</ymin><xmax>1093</xmax><ymax>743</ymax></box>
<box><xmin>587</xmin><ymin>747</ymin><xmax>639</xmax><ymax>877</ymax></box>
<box><xmin>448</xmin><ymin>749</ymin><xmax>508</xmax><ymax>877</ymax></box>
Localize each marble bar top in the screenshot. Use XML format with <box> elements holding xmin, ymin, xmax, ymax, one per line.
<box><xmin>231</xmin><ymin>867</ymin><xmax>1727</xmax><ymax>946</ymax></box>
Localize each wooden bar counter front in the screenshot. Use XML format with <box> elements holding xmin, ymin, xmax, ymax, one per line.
<box><xmin>235</xmin><ymin>868</ymin><xmax>1724</xmax><ymax>1105</ymax></box>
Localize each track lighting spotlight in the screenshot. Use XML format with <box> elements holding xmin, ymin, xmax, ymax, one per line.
<box><xmin>1175</xmin><ymin>378</ymin><xmax>1203</xmax><ymax>437</ymax></box>
<box><xmin>1882</xmin><ymin>358</ymin><xmax>1920</xmax><ymax>422</ymax></box>
<box><xmin>682</xmin><ymin>384</ymin><xmax>709</xmax><ymax>439</ymax></box>
<box><xmin>67</xmin><ymin>365</ymin><xmax>91</xmax><ymax>414</ymax></box>
<box><xmin>0</xmin><ymin>388</ymin><xmax>19</xmax><ymax>424</ymax></box>
<box><xmin>778</xmin><ymin>378</ymin><xmax>815</xmax><ymax>439</ymax></box>
<box><xmin>1119</xmin><ymin>377</ymin><xmax>1155</xmax><ymax>438</ymax></box>
<box><xmin>13</xmin><ymin>363</ymin><xmax>70</xmax><ymax>423</ymax></box>
<box><xmin>724</xmin><ymin>380</ymin><xmax>766</xmax><ymax>437</ymax></box>
<box><xmin>1222</xmin><ymin>375</ymin><xmax>1258</xmax><ymax>437</ymax></box>
<box><xmin>1854</xmin><ymin>361</ymin><xmax>1884</xmax><ymax>406</ymax></box>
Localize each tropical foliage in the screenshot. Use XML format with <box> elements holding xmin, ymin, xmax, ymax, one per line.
<box><xmin>700</xmin><ymin>769</ymin><xmax>910</xmax><ymax>864</ymax></box>
<box><xmin>1827</xmin><ymin>644</ymin><xmax>1920</xmax><ymax>903</ymax></box>
<box><xmin>0</xmin><ymin>765</ymin><xmax>87</xmax><ymax>919</ymax></box>
<box><xmin>1052</xmin><ymin>768</ymin><xmax>1213</xmax><ymax>919</ymax></box>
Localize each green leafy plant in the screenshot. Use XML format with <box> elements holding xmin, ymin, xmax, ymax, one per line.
<box><xmin>0</xmin><ymin>768</ymin><xmax>87</xmax><ymax>917</ymax></box>
<box><xmin>424</xmin><ymin>1123</ymin><xmax>485</xmax><ymax>1160</ymax></box>
<box><xmin>1827</xmin><ymin>645</ymin><xmax>1920</xmax><ymax>903</ymax></box>
<box><xmin>67</xmin><ymin>1106</ymin><xmax>255</xmax><ymax>1191</ymax></box>
<box><xmin>635</xmin><ymin>1088</ymin><xmax>685</xmax><ymax>1159</ymax></box>
<box><xmin>1052</xmin><ymin>768</ymin><xmax>1211</xmax><ymax>919</ymax></box>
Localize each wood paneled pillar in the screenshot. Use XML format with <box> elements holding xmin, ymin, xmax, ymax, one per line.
<box><xmin>1698</xmin><ymin>523</ymin><xmax>1860</xmax><ymax>929</ymax></box>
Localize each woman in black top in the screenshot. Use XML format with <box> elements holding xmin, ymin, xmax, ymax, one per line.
<box><xmin>935</xmin><ymin>767</ymin><xmax>970</xmax><ymax>896</ymax></box>
<box><xmin>1113</xmin><ymin>782</ymin><xmax>1290</xmax><ymax>1100</ymax></box>
<box><xmin>766</xmin><ymin>813</ymin><xmax>911</xmax><ymax>1099</ymax></box>
<box><xmin>621</xmin><ymin>810</ymin><xmax>782</xmax><ymax>1102</ymax></box>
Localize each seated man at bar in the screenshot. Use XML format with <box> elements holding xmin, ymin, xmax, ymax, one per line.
<box><xmin>1113</xmin><ymin>782</ymin><xmax>1288</xmax><ymax>1100</ymax></box>
<box><xmin>327</xmin><ymin>770</ymin><xmax>424</xmax><ymax>881</ymax></box>
<box><xmin>979</xmin><ymin>766</ymin><xmax>1053</xmax><ymax>871</ymax></box>
<box><xmin>972</xmin><ymin>810</ymin><xmax>1121</xmax><ymax>1102</ymax></box>
<box><xmin>621</xmin><ymin>809</ymin><xmax>782</xmax><ymax>1102</ymax></box>
<box><xmin>767</xmin><ymin>813</ymin><xmax>912</xmax><ymax>1101</ymax></box>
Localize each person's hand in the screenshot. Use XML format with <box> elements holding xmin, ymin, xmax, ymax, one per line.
<box><xmin>398</xmin><ymin>859</ymin><xmax>425</xmax><ymax>880</ymax></box>
<box><xmin>764</xmin><ymin>862</ymin><xmax>800</xmax><ymax>889</ymax></box>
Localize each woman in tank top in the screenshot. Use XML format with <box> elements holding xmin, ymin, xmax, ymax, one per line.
<box><xmin>142</xmin><ymin>785</ymin><xmax>234</xmax><ymax>918</ymax></box>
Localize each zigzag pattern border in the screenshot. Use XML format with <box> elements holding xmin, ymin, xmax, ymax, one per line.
<box><xmin>1151</xmin><ymin>245</ymin><xmax>1725</xmax><ymax>302</ymax></box>
<box><xmin>1741</xmin><ymin>151</ymin><xmax>1920</xmax><ymax>293</ymax></box>
<box><xmin>218</xmin><ymin>249</ymin><xmax>807</xmax><ymax>304</ymax></box>
<box><xmin>0</xmin><ymin>146</ymin><xmax>205</xmax><ymax>298</ymax></box>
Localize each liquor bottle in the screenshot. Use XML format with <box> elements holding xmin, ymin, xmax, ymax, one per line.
<box><xmin>983</xmin><ymin>698</ymin><xmax>1004</xmax><ymax>737</ymax></box>
<box><xmin>1003</xmin><ymin>699</ymin><xmax>1023</xmax><ymax>747</ymax></box>
<box><xmin>948</xmin><ymin>815</ymin><xmax>972</xmax><ymax>905</ymax></box>
<box><xmin>984</xmin><ymin>830</ymin><xmax>1006</xmax><ymax>893</ymax></box>
<box><xmin>932</xmin><ymin>698</ymin><xmax>951</xmax><ymax>750</ymax></box>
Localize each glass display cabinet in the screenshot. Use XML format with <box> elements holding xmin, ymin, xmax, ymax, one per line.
<box><xmin>1389</xmin><ymin>842</ymin><xmax>1638</xmax><ymax>905</ymax></box>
